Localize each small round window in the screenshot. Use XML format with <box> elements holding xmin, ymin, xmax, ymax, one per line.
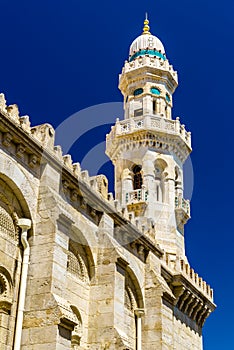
<box><xmin>151</xmin><ymin>87</ymin><xmax>161</xmax><ymax>95</ymax></box>
<box><xmin>166</xmin><ymin>93</ymin><xmax>171</xmax><ymax>102</ymax></box>
<box><xmin>134</xmin><ymin>88</ymin><xmax>143</xmax><ymax>96</ymax></box>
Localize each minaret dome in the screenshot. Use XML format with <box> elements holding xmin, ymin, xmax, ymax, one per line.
<box><xmin>129</xmin><ymin>16</ymin><xmax>166</xmax><ymax>62</ymax></box>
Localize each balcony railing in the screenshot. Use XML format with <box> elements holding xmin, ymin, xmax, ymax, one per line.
<box><xmin>121</xmin><ymin>55</ymin><xmax>178</xmax><ymax>83</ymax></box>
<box><xmin>126</xmin><ymin>188</ymin><xmax>148</xmax><ymax>204</ymax></box>
<box><xmin>106</xmin><ymin>115</ymin><xmax>191</xmax><ymax>150</ymax></box>
<box><xmin>175</xmin><ymin>196</ymin><xmax>190</xmax><ymax>216</ymax></box>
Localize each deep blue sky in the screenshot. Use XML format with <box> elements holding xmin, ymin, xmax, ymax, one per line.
<box><xmin>1</xmin><ymin>1</ymin><xmax>233</xmax><ymax>348</ymax></box>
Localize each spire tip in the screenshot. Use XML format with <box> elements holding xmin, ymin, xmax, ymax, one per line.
<box><xmin>143</xmin><ymin>13</ymin><xmax>151</xmax><ymax>35</ymax></box>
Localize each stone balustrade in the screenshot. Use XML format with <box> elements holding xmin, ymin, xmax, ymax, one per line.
<box><xmin>106</xmin><ymin>115</ymin><xmax>191</xmax><ymax>150</ymax></box>
<box><xmin>175</xmin><ymin>196</ymin><xmax>190</xmax><ymax>216</ymax></box>
<box><xmin>121</xmin><ymin>55</ymin><xmax>178</xmax><ymax>83</ymax></box>
<box><xmin>125</xmin><ymin>188</ymin><xmax>149</xmax><ymax>204</ymax></box>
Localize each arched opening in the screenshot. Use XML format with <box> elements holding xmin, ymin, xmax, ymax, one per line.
<box><xmin>67</xmin><ymin>226</ymin><xmax>95</xmax><ymax>281</ymax></box>
<box><xmin>132</xmin><ymin>165</ymin><xmax>143</xmax><ymax>190</ymax></box>
<box><xmin>0</xmin><ymin>174</ymin><xmax>31</xmax><ymax>219</ymax></box>
<box><xmin>67</xmin><ymin>240</ymin><xmax>91</xmax><ymax>283</ymax></box>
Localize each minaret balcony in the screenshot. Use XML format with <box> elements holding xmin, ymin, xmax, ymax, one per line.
<box><xmin>126</xmin><ymin>188</ymin><xmax>149</xmax><ymax>203</ymax></box>
<box><xmin>119</xmin><ymin>55</ymin><xmax>178</xmax><ymax>87</ymax></box>
<box><xmin>125</xmin><ymin>188</ymin><xmax>148</xmax><ymax>217</ymax></box>
<box><xmin>175</xmin><ymin>196</ymin><xmax>190</xmax><ymax>227</ymax></box>
<box><xmin>106</xmin><ymin>115</ymin><xmax>192</xmax><ymax>163</ymax></box>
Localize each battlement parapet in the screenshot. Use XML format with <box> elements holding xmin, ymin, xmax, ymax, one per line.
<box><xmin>163</xmin><ymin>256</ymin><xmax>214</xmax><ymax>302</ymax></box>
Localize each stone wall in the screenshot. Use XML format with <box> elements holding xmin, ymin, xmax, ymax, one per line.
<box><xmin>0</xmin><ymin>94</ymin><xmax>215</xmax><ymax>349</ymax></box>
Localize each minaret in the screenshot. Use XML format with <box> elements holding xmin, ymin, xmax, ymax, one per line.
<box><xmin>106</xmin><ymin>16</ymin><xmax>192</xmax><ymax>259</ymax></box>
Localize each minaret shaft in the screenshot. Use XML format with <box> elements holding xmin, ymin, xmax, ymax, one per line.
<box><xmin>106</xmin><ymin>22</ymin><xmax>191</xmax><ymax>258</ymax></box>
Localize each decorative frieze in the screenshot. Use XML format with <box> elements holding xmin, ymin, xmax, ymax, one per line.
<box><xmin>106</xmin><ymin>127</ymin><xmax>190</xmax><ymax>163</ymax></box>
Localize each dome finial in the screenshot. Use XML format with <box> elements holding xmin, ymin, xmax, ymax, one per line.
<box><xmin>143</xmin><ymin>12</ymin><xmax>151</xmax><ymax>35</ymax></box>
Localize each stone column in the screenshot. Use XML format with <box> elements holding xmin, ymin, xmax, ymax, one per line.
<box><xmin>142</xmin><ymin>160</ymin><xmax>155</xmax><ymax>189</ymax></box>
<box><xmin>164</xmin><ymin>177</ymin><xmax>175</xmax><ymax>207</ymax></box>
<box><xmin>129</xmin><ymin>99</ymin><xmax>135</xmax><ymax>118</ymax></box>
<box><xmin>122</xmin><ymin>168</ymin><xmax>133</xmax><ymax>205</ymax></box>
<box><xmin>135</xmin><ymin>308</ymin><xmax>145</xmax><ymax>350</ymax></box>
<box><xmin>143</xmin><ymin>95</ymin><xmax>152</xmax><ymax>115</ymax></box>
<box><xmin>155</xmin><ymin>98</ymin><xmax>159</xmax><ymax>114</ymax></box>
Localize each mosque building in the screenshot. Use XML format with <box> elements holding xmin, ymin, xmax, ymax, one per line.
<box><xmin>0</xmin><ymin>16</ymin><xmax>215</xmax><ymax>349</ymax></box>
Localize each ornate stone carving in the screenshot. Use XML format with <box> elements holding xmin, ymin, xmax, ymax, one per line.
<box><xmin>28</xmin><ymin>154</ymin><xmax>38</xmax><ymax>168</ymax></box>
<box><xmin>31</xmin><ymin>123</ymin><xmax>55</xmax><ymax>149</ymax></box>
<box><xmin>19</xmin><ymin>115</ymin><xmax>31</xmax><ymax>133</ymax></box>
<box><xmin>6</xmin><ymin>104</ymin><xmax>20</xmax><ymax>123</ymax></box>
<box><xmin>16</xmin><ymin>144</ymin><xmax>26</xmax><ymax>158</ymax></box>
<box><xmin>0</xmin><ymin>93</ymin><xmax>7</xmax><ymax>112</ymax></box>
<box><xmin>2</xmin><ymin>132</ymin><xmax>13</xmax><ymax>147</ymax></box>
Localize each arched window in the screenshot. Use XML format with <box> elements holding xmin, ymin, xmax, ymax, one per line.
<box><xmin>133</xmin><ymin>165</ymin><xmax>142</xmax><ymax>190</ymax></box>
<box><xmin>133</xmin><ymin>88</ymin><xmax>143</xmax><ymax>96</ymax></box>
<box><xmin>67</xmin><ymin>240</ymin><xmax>90</xmax><ymax>283</ymax></box>
<box><xmin>150</xmin><ymin>87</ymin><xmax>161</xmax><ymax>95</ymax></box>
<box><xmin>0</xmin><ymin>205</ymin><xmax>16</xmax><ymax>240</ymax></box>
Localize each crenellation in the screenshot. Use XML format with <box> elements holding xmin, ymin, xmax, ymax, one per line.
<box><xmin>0</xmin><ymin>93</ymin><xmax>7</xmax><ymax>112</ymax></box>
<box><xmin>81</xmin><ymin>170</ymin><xmax>89</xmax><ymax>183</ymax></box>
<box><xmin>6</xmin><ymin>104</ymin><xmax>20</xmax><ymax>124</ymax></box>
<box><xmin>31</xmin><ymin>123</ymin><xmax>55</xmax><ymax>150</ymax></box>
<box><xmin>19</xmin><ymin>115</ymin><xmax>31</xmax><ymax>133</ymax></box>
<box><xmin>107</xmin><ymin>192</ymin><xmax>114</xmax><ymax>203</ymax></box>
<box><xmin>178</xmin><ymin>259</ymin><xmax>214</xmax><ymax>301</ymax></box>
<box><xmin>63</xmin><ymin>154</ymin><xmax>73</xmax><ymax>170</ymax></box>
<box><xmin>53</xmin><ymin>145</ymin><xmax>63</xmax><ymax>160</ymax></box>
<box><xmin>72</xmin><ymin>162</ymin><xmax>81</xmax><ymax>177</ymax></box>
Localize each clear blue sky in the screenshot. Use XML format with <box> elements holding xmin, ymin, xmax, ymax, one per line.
<box><xmin>1</xmin><ymin>1</ymin><xmax>233</xmax><ymax>348</ymax></box>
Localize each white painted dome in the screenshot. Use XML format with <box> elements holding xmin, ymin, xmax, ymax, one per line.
<box><xmin>129</xmin><ymin>18</ymin><xmax>166</xmax><ymax>61</ymax></box>
<box><xmin>129</xmin><ymin>34</ymin><xmax>165</xmax><ymax>57</ymax></box>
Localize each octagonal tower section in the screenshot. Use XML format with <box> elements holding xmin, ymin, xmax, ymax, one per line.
<box><xmin>106</xmin><ymin>17</ymin><xmax>192</xmax><ymax>259</ymax></box>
